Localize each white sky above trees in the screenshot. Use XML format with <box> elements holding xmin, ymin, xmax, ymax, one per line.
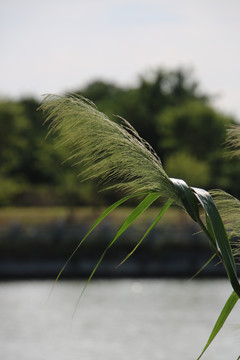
<box><xmin>1</xmin><ymin>0</ymin><xmax>240</xmax><ymax>120</ymax></box>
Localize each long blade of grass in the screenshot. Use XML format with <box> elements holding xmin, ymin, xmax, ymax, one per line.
<box><xmin>170</xmin><ymin>178</ymin><xmax>199</xmax><ymax>221</ymax></box>
<box><xmin>170</xmin><ymin>179</ymin><xmax>240</xmax><ymax>357</ymax></box>
<box><xmin>117</xmin><ymin>198</ymin><xmax>173</xmax><ymax>267</ymax></box>
<box><xmin>172</xmin><ymin>178</ymin><xmax>238</xmax><ymax>292</ymax></box>
<box><xmin>52</xmin><ymin>192</ymin><xmax>147</xmax><ymax>288</ymax></box>
<box><xmin>204</xmin><ymin>213</ymin><xmax>221</xmax><ymax>254</ymax></box>
<box><xmin>110</xmin><ymin>192</ymin><xmax>161</xmax><ymax>244</ymax></box>
<box><xmin>190</xmin><ymin>254</ymin><xmax>216</xmax><ymax>280</ymax></box>
<box><xmin>73</xmin><ymin>192</ymin><xmax>161</xmax><ymax>315</ymax></box>
<box><xmin>171</xmin><ymin>178</ymin><xmax>220</xmax><ymax>258</ymax></box>
<box><xmin>193</xmin><ymin>187</ymin><xmax>240</xmax><ymax>297</ymax></box>
<box><xmin>171</xmin><ymin>178</ymin><xmax>219</xmax><ymax>252</ymax></box>
<box><xmin>197</xmin><ymin>291</ymin><xmax>239</xmax><ymax>360</ymax></box>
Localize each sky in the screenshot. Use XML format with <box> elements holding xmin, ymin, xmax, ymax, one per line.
<box><xmin>1</xmin><ymin>0</ymin><xmax>240</xmax><ymax>119</ymax></box>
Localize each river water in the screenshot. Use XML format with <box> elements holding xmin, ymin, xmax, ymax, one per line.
<box><xmin>0</xmin><ymin>279</ymin><xmax>239</xmax><ymax>360</ymax></box>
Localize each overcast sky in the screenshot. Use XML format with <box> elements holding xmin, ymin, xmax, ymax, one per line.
<box><xmin>1</xmin><ymin>0</ymin><xmax>240</xmax><ymax>119</ymax></box>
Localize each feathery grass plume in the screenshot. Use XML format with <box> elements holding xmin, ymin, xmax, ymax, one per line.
<box><xmin>210</xmin><ymin>190</ymin><xmax>240</xmax><ymax>241</ymax></box>
<box><xmin>40</xmin><ymin>94</ymin><xmax>177</xmax><ymax>200</ymax></box>
<box><xmin>211</xmin><ymin>124</ymin><xmax>240</xmax><ymax>259</ymax></box>
<box><xmin>226</xmin><ymin>124</ymin><xmax>240</xmax><ymax>158</ymax></box>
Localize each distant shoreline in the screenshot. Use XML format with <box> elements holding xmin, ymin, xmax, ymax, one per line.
<box><xmin>0</xmin><ymin>249</ymin><xmax>227</xmax><ymax>280</ymax></box>
<box><xmin>0</xmin><ymin>206</ymin><xmax>234</xmax><ymax>280</ymax></box>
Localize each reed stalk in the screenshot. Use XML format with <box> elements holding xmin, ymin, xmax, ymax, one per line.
<box><xmin>40</xmin><ymin>95</ymin><xmax>240</xmax><ymax>359</ymax></box>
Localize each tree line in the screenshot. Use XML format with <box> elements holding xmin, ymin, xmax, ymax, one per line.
<box><xmin>1</xmin><ymin>68</ymin><xmax>239</xmax><ymax>206</ymax></box>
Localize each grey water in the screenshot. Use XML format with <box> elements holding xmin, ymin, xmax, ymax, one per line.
<box><xmin>0</xmin><ymin>279</ymin><xmax>239</xmax><ymax>360</ymax></box>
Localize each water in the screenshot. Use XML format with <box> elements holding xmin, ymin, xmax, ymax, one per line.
<box><xmin>0</xmin><ymin>279</ymin><xmax>239</xmax><ymax>360</ymax></box>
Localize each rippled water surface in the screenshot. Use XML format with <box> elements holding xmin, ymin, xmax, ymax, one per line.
<box><xmin>0</xmin><ymin>279</ymin><xmax>239</xmax><ymax>360</ymax></box>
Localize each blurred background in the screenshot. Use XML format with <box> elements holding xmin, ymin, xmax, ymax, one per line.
<box><xmin>1</xmin><ymin>1</ymin><xmax>240</xmax><ymax>359</ymax></box>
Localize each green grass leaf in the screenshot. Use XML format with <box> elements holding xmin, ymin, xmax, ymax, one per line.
<box><xmin>171</xmin><ymin>178</ymin><xmax>218</xmax><ymax>253</ymax></box>
<box><xmin>52</xmin><ymin>192</ymin><xmax>147</xmax><ymax>287</ymax></box>
<box><xmin>190</xmin><ymin>254</ymin><xmax>216</xmax><ymax>280</ymax></box>
<box><xmin>110</xmin><ymin>193</ymin><xmax>161</xmax><ymax>243</ymax></box>
<box><xmin>117</xmin><ymin>198</ymin><xmax>173</xmax><ymax>266</ymax></box>
<box><xmin>73</xmin><ymin>192</ymin><xmax>161</xmax><ymax>314</ymax></box>
<box><xmin>197</xmin><ymin>291</ymin><xmax>239</xmax><ymax>360</ymax></box>
<box><xmin>193</xmin><ymin>187</ymin><xmax>240</xmax><ymax>297</ymax></box>
<box><xmin>170</xmin><ymin>178</ymin><xmax>199</xmax><ymax>221</ymax></box>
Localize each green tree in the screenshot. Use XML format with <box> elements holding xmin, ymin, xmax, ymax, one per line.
<box><xmin>157</xmin><ymin>100</ymin><xmax>231</xmax><ymax>160</ymax></box>
<box><xmin>156</xmin><ymin>100</ymin><xmax>239</xmax><ymax>192</ymax></box>
<box><xmin>80</xmin><ymin>69</ymin><xmax>206</xmax><ymax>154</ymax></box>
<box><xmin>0</xmin><ymin>100</ymin><xmax>30</xmax><ymax>175</ymax></box>
<box><xmin>0</xmin><ymin>100</ymin><xmax>30</xmax><ymax>204</ymax></box>
<box><xmin>164</xmin><ymin>151</ymin><xmax>210</xmax><ymax>188</ymax></box>
<box><xmin>20</xmin><ymin>98</ymin><xmax>103</xmax><ymax>206</ymax></box>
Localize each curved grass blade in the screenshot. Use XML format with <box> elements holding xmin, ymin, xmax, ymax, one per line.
<box><xmin>204</xmin><ymin>213</ymin><xmax>219</xmax><ymax>252</ymax></box>
<box><xmin>170</xmin><ymin>178</ymin><xmax>199</xmax><ymax>221</ymax></box>
<box><xmin>193</xmin><ymin>187</ymin><xmax>240</xmax><ymax>297</ymax></box>
<box><xmin>171</xmin><ymin>178</ymin><xmax>218</xmax><ymax>253</ymax></box>
<box><xmin>73</xmin><ymin>192</ymin><xmax>161</xmax><ymax>315</ymax></box>
<box><xmin>190</xmin><ymin>254</ymin><xmax>216</xmax><ymax>280</ymax></box>
<box><xmin>197</xmin><ymin>291</ymin><xmax>239</xmax><ymax>360</ymax></box>
<box><xmin>51</xmin><ymin>192</ymin><xmax>147</xmax><ymax>289</ymax></box>
<box><xmin>117</xmin><ymin>198</ymin><xmax>173</xmax><ymax>267</ymax></box>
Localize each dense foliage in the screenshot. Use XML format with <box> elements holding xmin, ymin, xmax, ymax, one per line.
<box><xmin>0</xmin><ymin>68</ymin><xmax>239</xmax><ymax>206</ymax></box>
